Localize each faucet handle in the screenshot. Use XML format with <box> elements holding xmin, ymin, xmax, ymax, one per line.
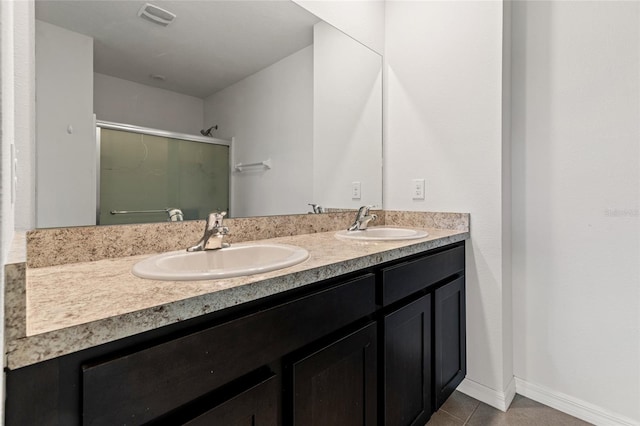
<box><xmin>308</xmin><ymin>204</ymin><xmax>324</xmax><ymax>214</ymax></box>
<box><xmin>206</xmin><ymin>211</ymin><xmax>227</xmax><ymax>229</ymax></box>
<box><xmin>348</xmin><ymin>205</ymin><xmax>377</xmax><ymax>231</ymax></box>
<box><xmin>189</xmin><ymin>212</ymin><xmax>230</xmax><ymax>252</ymax></box>
<box><xmin>357</xmin><ymin>205</ymin><xmax>375</xmax><ymax>217</ymax></box>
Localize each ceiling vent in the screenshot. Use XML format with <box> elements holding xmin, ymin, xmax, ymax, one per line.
<box><xmin>137</xmin><ymin>3</ymin><xmax>176</xmax><ymax>27</ymax></box>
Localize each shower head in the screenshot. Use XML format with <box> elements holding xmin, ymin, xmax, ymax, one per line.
<box><xmin>200</xmin><ymin>125</ymin><xmax>218</xmax><ymax>137</ymax></box>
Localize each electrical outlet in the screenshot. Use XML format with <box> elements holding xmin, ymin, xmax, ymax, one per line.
<box><xmin>412</xmin><ymin>179</ymin><xmax>425</xmax><ymax>200</ymax></box>
<box><xmin>351</xmin><ymin>181</ymin><xmax>361</xmax><ymax>200</ymax></box>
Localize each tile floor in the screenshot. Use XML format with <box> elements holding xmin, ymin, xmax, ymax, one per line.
<box><xmin>426</xmin><ymin>391</ymin><xmax>592</xmax><ymax>426</ymax></box>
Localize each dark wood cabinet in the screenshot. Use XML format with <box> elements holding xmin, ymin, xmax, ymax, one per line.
<box><xmin>383</xmin><ymin>294</ymin><xmax>432</xmax><ymax>426</ymax></box>
<box><xmin>5</xmin><ymin>242</ymin><xmax>466</xmax><ymax>426</ymax></box>
<box><xmin>182</xmin><ymin>374</ymin><xmax>279</xmax><ymax>426</ymax></box>
<box><xmin>82</xmin><ymin>274</ymin><xmax>375</xmax><ymax>425</ymax></box>
<box><xmin>434</xmin><ymin>276</ymin><xmax>466</xmax><ymax>409</ymax></box>
<box><xmin>290</xmin><ymin>323</ymin><xmax>378</xmax><ymax>426</ymax></box>
<box><xmin>379</xmin><ymin>245</ymin><xmax>464</xmax><ymax>306</ymax></box>
<box><xmin>380</xmin><ymin>243</ymin><xmax>466</xmax><ymax>423</ymax></box>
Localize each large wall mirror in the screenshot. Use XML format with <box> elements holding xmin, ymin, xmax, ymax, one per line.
<box><xmin>34</xmin><ymin>0</ymin><xmax>382</xmax><ymax>228</ymax></box>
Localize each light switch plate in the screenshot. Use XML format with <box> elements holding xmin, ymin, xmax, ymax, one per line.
<box><xmin>412</xmin><ymin>179</ymin><xmax>425</xmax><ymax>200</ymax></box>
<box><xmin>352</xmin><ymin>181</ymin><xmax>361</xmax><ymax>200</ymax></box>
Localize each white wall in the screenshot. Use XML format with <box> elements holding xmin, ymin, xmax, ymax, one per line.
<box><xmin>293</xmin><ymin>0</ymin><xmax>385</xmax><ymax>55</ymax></box>
<box><xmin>94</xmin><ymin>73</ymin><xmax>204</xmax><ymax>135</ymax></box>
<box><xmin>1</xmin><ymin>0</ymin><xmax>17</xmax><ymax>257</ymax></box>
<box><xmin>385</xmin><ymin>0</ymin><xmax>513</xmax><ymax>407</ymax></box>
<box><xmin>1</xmin><ymin>0</ymin><xmax>34</xmax><ymax>419</ymax></box>
<box><xmin>313</xmin><ymin>21</ymin><xmax>382</xmax><ymax>210</ymax></box>
<box><xmin>511</xmin><ymin>1</ymin><xmax>640</xmax><ymax>424</ymax></box>
<box><xmin>204</xmin><ymin>46</ymin><xmax>313</xmax><ymax>218</ymax></box>
<box><xmin>12</xmin><ymin>1</ymin><xmax>35</xmax><ymax>232</ymax></box>
<box><xmin>35</xmin><ymin>20</ymin><xmax>95</xmax><ymax>228</ymax></box>
<box><xmin>0</xmin><ymin>1</ymin><xmax>16</xmax><ymax>419</ymax></box>
<box><xmin>500</xmin><ymin>0</ymin><xmax>513</xmax><ymax>397</ymax></box>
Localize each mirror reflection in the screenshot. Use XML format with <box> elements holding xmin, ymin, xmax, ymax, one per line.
<box><xmin>35</xmin><ymin>0</ymin><xmax>382</xmax><ymax>228</ymax></box>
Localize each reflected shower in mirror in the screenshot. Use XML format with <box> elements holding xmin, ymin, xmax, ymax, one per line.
<box><xmin>200</xmin><ymin>126</ymin><xmax>219</xmax><ymax>137</ymax></box>
<box><xmin>98</xmin><ymin>124</ymin><xmax>230</xmax><ymax>226</ymax></box>
<box><xmin>34</xmin><ymin>0</ymin><xmax>382</xmax><ymax>228</ymax></box>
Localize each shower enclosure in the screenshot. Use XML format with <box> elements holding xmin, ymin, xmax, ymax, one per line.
<box><xmin>97</xmin><ymin>122</ymin><xmax>230</xmax><ymax>225</ymax></box>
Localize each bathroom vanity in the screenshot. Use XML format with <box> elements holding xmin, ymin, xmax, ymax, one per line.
<box><xmin>4</xmin><ymin>213</ymin><xmax>468</xmax><ymax>426</ymax></box>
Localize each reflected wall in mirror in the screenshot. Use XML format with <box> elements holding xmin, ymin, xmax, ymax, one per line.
<box><xmin>35</xmin><ymin>0</ymin><xmax>382</xmax><ymax>228</ymax></box>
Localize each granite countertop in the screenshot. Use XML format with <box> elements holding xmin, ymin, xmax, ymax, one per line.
<box><xmin>6</xmin><ymin>224</ymin><xmax>468</xmax><ymax>369</ymax></box>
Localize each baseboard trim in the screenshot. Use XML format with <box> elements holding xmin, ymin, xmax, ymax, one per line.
<box><xmin>456</xmin><ymin>376</ymin><xmax>516</xmax><ymax>412</ymax></box>
<box><xmin>515</xmin><ymin>378</ymin><xmax>639</xmax><ymax>426</ymax></box>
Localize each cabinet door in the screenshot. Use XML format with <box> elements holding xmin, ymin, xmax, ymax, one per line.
<box><xmin>434</xmin><ymin>276</ymin><xmax>466</xmax><ymax>409</ymax></box>
<box><xmin>290</xmin><ymin>323</ymin><xmax>377</xmax><ymax>426</ymax></box>
<box><xmin>183</xmin><ymin>375</ymin><xmax>278</xmax><ymax>426</ymax></box>
<box><xmin>383</xmin><ymin>294</ymin><xmax>432</xmax><ymax>426</ymax></box>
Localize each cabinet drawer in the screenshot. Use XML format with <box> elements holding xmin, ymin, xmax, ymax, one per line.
<box><xmin>380</xmin><ymin>245</ymin><xmax>464</xmax><ymax>306</ymax></box>
<box><xmin>82</xmin><ymin>274</ymin><xmax>375</xmax><ymax>426</ymax></box>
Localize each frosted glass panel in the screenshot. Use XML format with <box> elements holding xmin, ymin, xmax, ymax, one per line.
<box><xmin>99</xmin><ymin>129</ymin><xmax>229</xmax><ymax>225</ymax></box>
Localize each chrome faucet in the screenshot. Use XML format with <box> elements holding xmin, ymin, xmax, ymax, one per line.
<box><xmin>187</xmin><ymin>211</ymin><xmax>230</xmax><ymax>252</ymax></box>
<box><xmin>308</xmin><ymin>203</ymin><xmax>325</xmax><ymax>214</ymax></box>
<box><xmin>348</xmin><ymin>205</ymin><xmax>377</xmax><ymax>231</ymax></box>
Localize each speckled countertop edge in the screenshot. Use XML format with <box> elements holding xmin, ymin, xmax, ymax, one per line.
<box><xmin>7</xmin><ymin>228</ymin><xmax>468</xmax><ymax>369</ymax></box>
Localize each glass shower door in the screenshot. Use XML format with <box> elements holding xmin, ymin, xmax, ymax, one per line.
<box><xmin>99</xmin><ymin>128</ymin><xmax>229</xmax><ymax>225</ymax></box>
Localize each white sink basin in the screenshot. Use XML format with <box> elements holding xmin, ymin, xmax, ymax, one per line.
<box><xmin>132</xmin><ymin>243</ymin><xmax>309</xmax><ymax>281</ymax></box>
<box><xmin>335</xmin><ymin>227</ymin><xmax>428</xmax><ymax>241</ymax></box>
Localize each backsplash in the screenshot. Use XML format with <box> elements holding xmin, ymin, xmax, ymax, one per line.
<box><xmin>385</xmin><ymin>211</ymin><xmax>470</xmax><ymax>231</ymax></box>
<box><xmin>25</xmin><ymin>211</ymin><xmax>381</xmax><ymax>268</ymax></box>
<box><xmin>25</xmin><ymin>210</ymin><xmax>469</xmax><ymax>268</ymax></box>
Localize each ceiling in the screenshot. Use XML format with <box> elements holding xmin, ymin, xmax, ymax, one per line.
<box><xmin>35</xmin><ymin>0</ymin><xmax>320</xmax><ymax>98</ymax></box>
